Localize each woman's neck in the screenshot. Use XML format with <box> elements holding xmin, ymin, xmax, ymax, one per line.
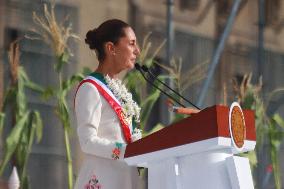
<box><xmin>95</xmin><ymin>60</ymin><xmax>118</xmax><ymax>78</ymax></box>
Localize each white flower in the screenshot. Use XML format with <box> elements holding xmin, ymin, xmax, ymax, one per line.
<box><xmin>131</xmin><ymin>128</ymin><xmax>142</xmax><ymax>142</ymax></box>
<box><xmin>105</xmin><ymin>75</ymin><xmax>140</xmax><ymax>123</ymax></box>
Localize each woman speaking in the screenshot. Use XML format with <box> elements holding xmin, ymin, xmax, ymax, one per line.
<box><xmin>74</xmin><ymin>19</ymin><xmax>141</xmax><ymax>189</ymax></box>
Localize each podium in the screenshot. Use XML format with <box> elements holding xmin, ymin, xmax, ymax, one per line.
<box><xmin>124</xmin><ymin>104</ymin><xmax>256</xmax><ymax>189</ymax></box>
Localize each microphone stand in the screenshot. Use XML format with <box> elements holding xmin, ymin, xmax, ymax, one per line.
<box><xmin>135</xmin><ymin>64</ymin><xmax>186</xmax><ymax>108</ymax></box>
<box><xmin>141</xmin><ymin>65</ymin><xmax>200</xmax><ymax>110</ymax></box>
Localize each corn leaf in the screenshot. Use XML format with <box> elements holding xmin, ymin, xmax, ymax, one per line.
<box><xmin>0</xmin><ymin>111</ymin><xmax>30</xmax><ymax>175</ymax></box>
<box><xmin>145</xmin><ymin>123</ymin><xmax>165</xmax><ymax>136</ymax></box>
<box><xmin>0</xmin><ymin>113</ymin><xmax>5</xmax><ymax>137</ymax></box>
<box><xmin>273</xmin><ymin>114</ymin><xmax>284</xmax><ymax>129</ymax></box>
<box><xmin>268</xmin><ymin>116</ymin><xmax>284</xmax><ymax>189</ymax></box>
<box><xmin>17</xmin><ymin>73</ymin><xmax>27</xmax><ymax>116</ymax></box>
<box><xmin>33</xmin><ymin>111</ymin><xmax>43</xmax><ymax>143</ymax></box>
<box><xmin>21</xmin><ymin>111</ymin><xmax>42</xmax><ymax>183</ymax></box>
<box><xmin>140</xmin><ymin>87</ymin><xmax>161</xmax><ymax>129</ymax></box>
<box><xmin>82</xmin><ymin>67</ymin><xmax>92</xmax><ymax>76</ymax></box>
<box><xmin>61</xmin><ymin>73</ymin><xmax>85</xmax><ymax>96</ymax></box>
<box><xmin>240</xmin><ymin>151</ymin><xmax>257</xmax><ymax>169</ymax></box>
<box><xmin>55</xmin><ymin>52</ymin><xmax>69</xmax><ymax>72</ymax></box>
<box><xmin>56</xmin><ymin>97</ymin><xmax>71</xmax><ymax>131</ymax></box>
<box><xmin>41</xmin><ymin>86</ymin><xmax>55</xmax><ymax>100</ymax></box>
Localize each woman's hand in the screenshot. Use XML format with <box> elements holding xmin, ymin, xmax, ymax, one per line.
<box><xmin>172</xmin><ymin>107</ymin><xmax>201</xmax><ymax>115</ymax></box>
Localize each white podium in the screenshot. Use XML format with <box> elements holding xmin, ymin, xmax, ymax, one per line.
<box><xmin>124</xmin><ymin>104</ymin><xmax>256</xmax><ymax>189</ymax></box>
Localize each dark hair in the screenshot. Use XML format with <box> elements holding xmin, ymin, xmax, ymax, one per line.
<box><xmin>85</xmin><ymin>19</ymin><xmax>130</xmax><ymax>61</ymax></box>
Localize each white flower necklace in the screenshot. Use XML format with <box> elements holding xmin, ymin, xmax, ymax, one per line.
<box><xmin>105</xmin><ymin>75</ymin><xmax>141</xmax><ymax>124</ymax></box>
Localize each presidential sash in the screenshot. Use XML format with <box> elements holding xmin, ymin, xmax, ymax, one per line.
<box><xmin>75</xmin><ymin>76</ymin><xmax>132</xmax><ymax>144</ymax></box>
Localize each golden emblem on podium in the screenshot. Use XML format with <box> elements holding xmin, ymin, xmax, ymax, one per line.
<box><xmin>229</xmin><ymin>102</ymin><xmax>246</xmax><ymax>150</ymax></box>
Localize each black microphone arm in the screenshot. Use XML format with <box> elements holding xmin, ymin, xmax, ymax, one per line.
<box><xmin>141</xmin><ymin>65</ymin><xmax>201</xmax><ymax>110</ymax></box>
<box><xmin>134</xmin><ymin>63</ymin><xmax>186</xmax><ymax>108</ymax></box>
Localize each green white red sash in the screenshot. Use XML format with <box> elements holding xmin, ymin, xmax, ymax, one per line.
<box><xmin>75</xmin><ymin>76</ymin><xmax>132</xmax><ymax>144</ymax></box>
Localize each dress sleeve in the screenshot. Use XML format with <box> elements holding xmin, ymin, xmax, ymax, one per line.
<box><xmin>75</xmin><ymin>82</ymin><xmax>126</xmax><ymax>160</ymax></box>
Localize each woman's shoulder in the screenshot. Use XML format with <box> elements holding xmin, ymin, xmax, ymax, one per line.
<box><xmin>76</xmin><ymin>81</ymin><xmax>100</xmax><ymax>95</ymax></box>
<box><xmin>74</xmin><ymin>81</ymin><xmax>102</xmax><ymax>110</ymax></box>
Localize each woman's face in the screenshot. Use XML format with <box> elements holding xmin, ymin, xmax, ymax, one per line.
<box><xmin>113</xmin><ymin>27</ymin><xmax>140</xmax><ymax>72</ymax></box>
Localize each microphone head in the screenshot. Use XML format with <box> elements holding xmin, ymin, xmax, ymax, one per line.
<box><xmin>134</xmin><ymin>63</ymin><xmax>142</xmax><ymax>70</ymax></box>
<box><xmin>141</xmin><ymin>65</ymin><xmax>149</xmax><ymax>72</ymax></box>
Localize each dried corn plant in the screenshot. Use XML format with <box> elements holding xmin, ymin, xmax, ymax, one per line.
<box><xmin>232</xmin><ymin>73</ymin><xmax>265</xmax><ymax>144</ymax></box>
<box><xmin>31</xmin><ymin>1</ymin><xmax>79</xmax><ymax>58</ymax></box>
<box><xmin>233</xmin><ymin>73</ymin><xmax>284</xmax><ymax>189</ymax></box>
<box><xmin>180</xmin><ymin>59</ymin><xmax>209</xmax><ymax>92</ymax></box>
<box><xmin>30</xmin><ymin>2</ymin><xmax>83</xmax><ymax>189</ymax></box>
<box><xmin>155</xmin><ymin>57</ymin><xmax>209</xmax><ymax>95</ymax></box>
<box><xmin>0</xmin><ymin>41</ymin><xmax>43</xmax><ymax>189</ymax></box>
<box><xmin>232</xmin><ymin>73</ymin><xmax>262</xmax><ymax>105</ymax></box>
<box><xmin>8</xmin><ymin>40</ymin><xmax>20</xmax><ymax>85</ymax></box>
<box><xmin>154</xmin><ymin>57</ymin><xmax>183</xmax><ymax>91</ymax></box>
<box><xmin>138</xmin><ymin>32</ymin><xmax>166</xmax><ymax>65</ymax></box>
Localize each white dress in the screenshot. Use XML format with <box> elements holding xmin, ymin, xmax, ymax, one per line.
<box><xmin>74</xmin><ymin>77</ymin><xmax>139</xmax><ymax>189</ymax></box>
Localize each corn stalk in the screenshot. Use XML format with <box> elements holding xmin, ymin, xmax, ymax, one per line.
<box><xmin>233</xmin><ymin>73</ymin><xmax>284</xmax><ymax>189</ymax></box>
<box><xmin>31</xmin><ymin>2</ymin><xmax>82</xmax><ymax>188</ymax></box>
<box><xmin>0</xmin><ymin>41</ymin><xmax>44</xmax><ymax>189</ymax></box>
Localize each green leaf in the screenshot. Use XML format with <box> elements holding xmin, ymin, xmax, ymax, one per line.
<box><xmin>18</xmin><ymin>67</ymin><xmax>29</xmax><ymax>82</ymax></box>
<box><xmin>55</xmin><ymin>53</ymin><xmax>69</xmax><ymax>72</ymax></box>
<box><xmin>242</xmin><ymin>92</ymin><xmax>255</xmax><ymax>109</ymax></box>
<box><xmin>124</xmin><ymin>70</ymin><xmax>145</xmax><ymax>104</ymax></box>
<box><xmin>82</xmin><ymin>67</ymin><xmax>92</xmax><ymax>75</ymax></box>
<box><xmin>33</xmin><ymin>111</ymin><xmax>43</xmax><ymax>143</ymax></box>
<box><xmin>25</xmin><ymin>81</ymin><xmax>44</xmax><ymax>93</ymax></box>
<box><xmin>56</xmin><ymin>98</ymin><xmax>71</xmax><ymax>131</ymax></box>
<box><xmin>172</xmin><ymin>113</ymin><xmax>187</xmax><ymax>123</ymax></box>
<box><xmin>21</xmin><ymin>111</ymin><xmax>43</xmax><ymax>182</ymax></box>
<box><xmin>3</xmin><ymin>87</ymin><xmax>17</xmax><ymax>109</ymax></box>
<box><xmin>272</xmin><ymin>114</ymin><xmax>284</xmax><ymax>128</ymax></box>
<box><xmin>41</xmin><ymin>86</ymin><xmax>55</xmax><ymax>100</ymax></box>
<box><xmin>61</xmin><ymin>73</ymin><xmax>85</xmax><ymax>96</ymax></box>
<box><xmin>17</xmin><ymin>75</ymin><xmax>27</xmax><ymax>116</ymax></box>
<box><xmin>247</xmin><ymin>151</ymin><xmax>257</xmax><ymax>166</ymax></box>
<box><xmin>21</xmin><ymin>176</ymin><xmax>29</xmax><ymax>189</ymax></box>
<box><xmin>0</xmin><ymin>111</ymin><xmax>30</xmax><ymax>175</ymax></box>
<box><xmin>268</xmin><ymin>118</ymin><xmax>283</xmax><ymax>189</ymax></box>
<box><xmin>144</xmin><ymin>123</ymin><xmax>165</xmax><ymax>136</ymax></box>
<box><xmin>140</xmin><ymin>88</ymin><xmax>161</xmax><ymax>129</ymax></box>
<box><xmin>124</xmin><ymin>70</ymin><xmax>146</xmax><ymax>90</ymax></box>
<box><xmin>0</xmin><ymin>112</ymin><xmax>5</xmax><ymax>137</ymax></box>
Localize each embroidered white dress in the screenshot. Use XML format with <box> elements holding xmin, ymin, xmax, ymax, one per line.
<box><xmin>74</xmin><ymin>76</ymin><xmax>139</xmax><ymax>189</ymax></box>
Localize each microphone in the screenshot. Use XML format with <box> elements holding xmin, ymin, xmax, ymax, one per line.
<box><xmin>134</xmin><ymin>63</ymin><xmax>186</xmax><ymax>108</ymax></box>
<box><xmin>141</xmin><ymin>65</ymin><xmax>200</xmax><ymax>110</ymax></box>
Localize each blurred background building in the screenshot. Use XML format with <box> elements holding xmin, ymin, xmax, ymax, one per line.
<box><xmin>0</xmin><ymin>0</ymin><xmax>284</xmax><ymax>188</ymax></box>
